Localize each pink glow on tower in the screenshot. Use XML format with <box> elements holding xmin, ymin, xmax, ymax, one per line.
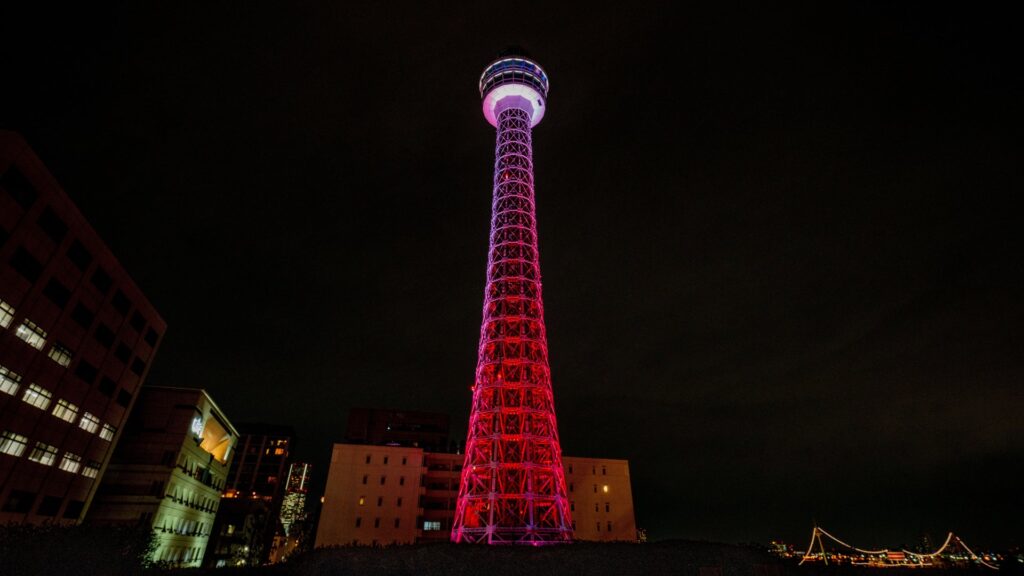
<box><xmin>451</xmin><ymin>55</ymin><xmax>573</xmax><ymax>544</ymax></box>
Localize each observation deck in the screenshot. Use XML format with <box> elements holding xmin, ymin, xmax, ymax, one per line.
<box><xmin>480</xmin><ymin>56</ymin><xmax>549</xmax><ymax>127</ymax></box>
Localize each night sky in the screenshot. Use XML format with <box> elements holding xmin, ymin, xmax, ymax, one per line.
<box><xmin>3</xmin><ymin>2</ymin><xmax>1022</xmax><ymax>549</ymax></box>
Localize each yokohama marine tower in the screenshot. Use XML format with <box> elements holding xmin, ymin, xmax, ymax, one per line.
<box><xmin>451</xmin><ymin>55</ymin><xmax>573</xmax><ymax>544</ymax></box>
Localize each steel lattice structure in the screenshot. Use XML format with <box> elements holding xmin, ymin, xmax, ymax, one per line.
<box><xmin>451</xmin><ymin>55</ymin><xmax>573</xmax><ymax>545</ymax></box>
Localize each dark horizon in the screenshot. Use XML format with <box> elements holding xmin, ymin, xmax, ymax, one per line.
<box><xmin>2</xmin><ymin>2</ymin><xmax>1021</xmax><ymax>549</ymax></box>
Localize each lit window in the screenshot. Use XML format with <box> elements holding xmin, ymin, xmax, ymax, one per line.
<box><xmin>59</xmin><ymin>452</ymin><xmax>82</xmax><ymax>474</ymax></box>
<box><xmin>47</xmin><ymin>343</ymin><xmax>73</xmax><ymax>367</ymax></box>
<box><xmin>0</xmin><ymin>431</ymin><xmax>29</xmax><ymax>457</ymax></box>
<box><xmin>79</xmin><ymin>412</ymin><xmax>100</xmax><ymax>434</ymax></box>
<box><xmin>1</xmin><ymin>365</ymin><xmax>22</xmax><ymax>396</ymax></box>
<box><xmin>15</xmin><ymin>319</ymin><xmax>47</xmax><ymax>350</ymax></box>
<box><xmin>602</xmin><ymin>485</ymin><xmax>609</xmax><ymax>493</ymax></box>
<box><xmin>23</xmin><ymin>384</ymin><xmax>53</xmax><ymax>410</ymax></box>
<box><xmin>358</xmin><ymin>496</ymin><xmax>365</xmax><ymax>506</ymax></box>
<box><xmin>82</xmin><ymin>461</ymin><xmax>101</xmax><ymax>478</ymax></box>
<box><xmin>424</xmin><ymin>521</ymin><xmax>441</xmax><ymax>531</ymax></box>
<box><xmin>99</xmin><ymin>423</ymin><xmax>116</xmax><ymax>441</ymax></box>
<box><xmin>52</xmin><ymin>399</ymin><xmax>79</xmax><ymax>423</ymax></box>
<box><xmin>28</xmin><ymin>442</ymin><xmax>58</xmax><ymax>466</ymax></box>
<box><xmin>0</xmin><ymin>299</ymin><xmax>14</xmax><ymax>328</ymax></box>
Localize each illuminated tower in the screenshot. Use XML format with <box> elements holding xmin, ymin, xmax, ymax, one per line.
<box><xmin>451</xmin><ymin>54</ymin><xmax>573</xmax><ymax>544</ymax></box>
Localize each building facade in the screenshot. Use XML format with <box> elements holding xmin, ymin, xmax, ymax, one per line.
<box><xmin>316</xmin><ymin>443</ymin><xmax>637</xmax><ymax>547</ymax></box>
<box><xmin>87</xmin><ymin>386</ymin><xmax>237</xmax><ymax>568</ymax></box>
<box><xmin>204</xmin><ymin>423</ymin><xmax>294</xmax><ymax>567</ymax></box>
<box><xmin>0</xmin><ymin>131</ymin><xmax>165</xmax><ymax>524</ymax></box>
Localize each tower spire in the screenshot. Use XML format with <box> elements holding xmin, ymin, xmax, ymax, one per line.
<box><xmin>451</xmin><ymin>54</ymin><xmax>573</xmax><ymax>544</ymax></box>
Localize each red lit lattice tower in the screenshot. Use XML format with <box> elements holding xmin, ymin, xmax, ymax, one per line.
<box><xmin>452</xmin><ymin>54</ymin><xmax>573</xmax><ymax>544</ymax></box>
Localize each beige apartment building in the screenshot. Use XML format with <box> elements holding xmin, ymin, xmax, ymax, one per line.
<box><xmin>316</xmin><ymin>443</ymin><xmax>636</xmax><ymax>546</ymax></box>
<box><xmin>87</xmin><ymin>386</ymin><xmax>238</xmax><ymax>567</ymax></box>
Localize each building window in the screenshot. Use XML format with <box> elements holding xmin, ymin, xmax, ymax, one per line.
<box><xmin>66</xmin><ymin>240</ymin><xmax>92</xmax><ymax>271</ymax></box>
<box><xmin>59</xmin><ymin>452</ymin><xmax>82</xmax><ymax>474</ymax></box>
<box><xmin>98</xmin><ymin>376</ymin><xmax>116</xmax><ymax>397</ymax></box>
<box><xmin>10</xmin><ymin>248</ymin><xmax>43</xmax><ymax>283</ymax></box>
<box><xmin>23</xmin><ymin>384</ymin><xmax>52</xmax><ymax>410</ymax></box>
<box><xmin>399</xmin><ymin>476</ymin><xmax>405</xmax><ymax>486</ymax></box>
<box><xmin>607</xmin><ymin>521</ymin><xmax>612</xmax><ymax>532</ymax></box>
<box><xmin>570</xmin><ymin>501</ymin><xmax>575</xmax><ymax>511</ymax></box>
<box><xmin>27</xmin><ymin>442</ymin><xmax>58</xmax><ymax>466</ymax></box>
<box><xmin>99</xmin><ymin>423</ymin><xmax>116</xmax><ymax>441</ymax></box>
<box><xmin>74</xmin><ymin>359</ymin><xmax>98</xmax><ymax>384</ymax></box>
<box><xmin>0</xmin><ymin>431</ymin><xmax>29</xmax><ymax>457</ymax></box>
<box><xmin>423</xmin><ymin>521</ymin><xmax>441</xmax><ymax>531</ymax></box>
<box><xmin>63</xmin><ymin>500</ymin><xmax>84</xmax><ymax>520</ymax></box>
<box><xmin>377</xmin><ymin>496</ymin><xmax>383</xmax><ymax>507</ymax></box>
<box><xmin>380</xmin><ymin>475</ymin><xmax>386</xmax><ymax>485</ymax></box>
<box><xmin>568</xmin><ymin>464</ymin><xmax>573</xmax><ymax>474</ymax></box>
<box><xmin>114</xmin><ymin>343</ymin><xmax>131</xmax><ymax>363</ymax></box>
<box><xmin>355</xmin><ymin>517</ymin><xmax>362</xmax><ymax>528</ymax></box>
<box><xmin>373</xmin><ymin>518</ymin><xmax>380</xmax><ymax>528</ymax></box>
<box><xmin>0</xmin><ymin>299</ymin><xmax>14</xmax><ymax>328</ymax></box>
<box><xmin>401</xmin><ymin>456</ymin><xmax>407</xmax><ymax>465</ymax></box>
<box><xmin>52</xmin><ymin>399</ymin><xmax>79</xmax><ymax>423</ymax></box>
<box><xmin>358</xmin><ymin>496</ymin><xmax>365</xmax><ymax>506</ymax></box>
<box><xmin>2</xmin><ymin>490</ymin><xmax>36</xmax><ymax>514</ymax></box>
<box><xmin>605</xmin><ymin>503</ymin><xmax>610</xmax><ymax>513</ymax></box>
<box><xmin>394</xmin><ymin>518</ymin><xmax>400</xmax><ymax>528</ymax></box>
<box><xmin>1</xmin><ymin>365</ymin><xmax>22</xmax><ymax>396</ymax></box>
<box><xmin>365</xmin><ymin>454</ymin><xmax>371</xmax><ymax>464</ymax></box>
<box><xmin>602</xmin><ymin>485</ymin><xmax>609</xmax><ymax>493</ymax></box>
<box><xmin>112</xmin><ymin>290</ymin><xmax>131</xmax><ymax>316</ymax></box>
<box><xmin>82</xmin><ymin>461</ymin><xmax>100</xmax><ymax>478</ymax></box>
<box><xmin>90</xmin><ymin>268</ymin><xmax>113</xmax><ymax>295</ymax></box>
<box><xmin>596</xmin><ymin>522</ymin><xmax>601</xmax><ymax>532</ymax></box>
<box><xmin>144</xmin><ymin>328</ymin><xmax>159</xmax><ymax>347</ymax></box>
<box><xmin>130</xmin><ymin>357</ymin><xmax>146</xmax><ymax>376</ymax></box>
<box><xmin>397</xmin><ymin>497</ymin><xmax>402</xmax><ymax>507</ymax></box>
<box><xmin>42</xmin><ymin>278</ymin><xmax>71</xmax><ymax>307</ymax></box>
<box><xmin>595</xmin><ymin>503</ymin><xmax>599</xmax><ymax>512</ymax></box>
<box><xmin>15</xmin><ymin>319</ymin><xmax>47</xmax><ymax>350</ymax></box>
<box><xmin>602</xmin><ymin>466</ymin><xmax>607</xmax><ymax>476</ymax></box>
<box><xmin>362</xmin><ymin>475</ymin><xmax>368</xmax><ymax>485</ymax></box>
<box><xmin>383</xmin><ymin>456</ymin><xmax>389</xmax><ymax>465</ymax></box>
<box><xmin>116</xmin><ymin>389</ymin><xmax>132</xmax><ymax>407</ymax></box>
<box><xmin>79</xmin><ymin>412</ymin><xmax>100</xmax><ymax>434</ymax></box>
<box><xmin>47</xmin><ymin>343</ymin><xmax>73</xmax><ymax>367</ymax></box>
<box><xmin>130</xmin><ymin>310</ymin><xmax>145</xmax><ymax>332</ymax></box>
<box><xmin>37</xmin><ymin>207</ymin><xmax>68</xmax><ymax>243</ymax></box>
<box><xmin>71</xmin><ymin>303</ymin><xmax>95</xmax><ymax>329</ymax></box>
<box><xmin>93</xmin><ymin>324</ymin><xmax>115</xmax><ymax>348</ymax></box>
<box><xmin>37</xmin><ymin>495</ymin><xmax>62</xmax><ymax>517</ymax></box>
<box><xmin>593</xmin><ymin>484</ymin><xmax>597</xmax><ymax>493</ymax></box>
<box><xmin>569</xmin><ymin>482</ymin><xmax>574</xmax><ymax>492</ymax></box>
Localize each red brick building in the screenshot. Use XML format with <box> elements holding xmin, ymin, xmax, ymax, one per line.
<box><xmin>0</xmin><ymin>131</ymin><xmax>165</xmax><ymax>523</ymax></box>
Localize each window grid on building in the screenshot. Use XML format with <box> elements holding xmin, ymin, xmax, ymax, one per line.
<box><xmin>1</xmin><ymin>365</ymin><xmax>22</xmax><ymax>396</ymax></box>
<box><xmin>79</xmin><ymin>412</ymin><xmax>100</xmax><ymax>434</ymax></box>
<box><xmin>28</xmin><ymin>441</ymin><xmax>59</xmax><ymax>466</ymax></box>
<box><xmin>15</xmin><ymin>319</ymin><xmax>47</xmax><ymax>350</ymax></box>
<box><xmin>0</xmin><ymin>299</ymin><xmax>14</xmax><ymax>328</ymax></box>
<box><xmin>82</xmin><ymin>461</ymin><xmax>100</xmax><ymax>478</ymax></box>
<box><xmin>47</xmin><ymin>343</ymin><xmax>73</xmax><ymax>367</ymax></box>
<box><xmin>99</xmin><ymin>423</ymin><xmax>116</xmax><ymax>441</ymax></box>
<box><xmin>59</xmin><ymin>452</ymin><xmax>82</xmax><ymax>473</ymax></box>
<box><xmin>52</xmin><ymin>399</ymin><xmax>79</xmax><ymax>423</ymax></box>
<box><xmin>0</xmin><ymin>431</ymin><xmax>29</xmax><ymax>457</ymax></box>
<box><xmin>23</xmin><ymin>383</ymin><xmax>53</xmax><ymax>410</ymax></box>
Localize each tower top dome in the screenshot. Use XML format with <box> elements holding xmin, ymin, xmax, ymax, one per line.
<box><xmin>479</xmin><ymin>55</ymin><xmax>549</xmax><ymax>127</ymax></box>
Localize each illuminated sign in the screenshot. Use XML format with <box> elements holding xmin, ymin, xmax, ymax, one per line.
<box><xmin>191</xmin><ymin>416</ymin><xmax>204</xmax><ymax>437</ymax></box>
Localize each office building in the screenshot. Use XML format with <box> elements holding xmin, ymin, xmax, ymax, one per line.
<box><xmin>0</xmin><ymin>131</ymin><xmax>165</xmax><ymax>524</ymax></box>
<box><xmin>87</xmin><ymin>386</ymin><xmax>237</xmax><ymax>568</ymax></box>
<box><xmin>316</xmin><ymin>443</ymin><xmax>637</xmax><ymax>547</ymax></box>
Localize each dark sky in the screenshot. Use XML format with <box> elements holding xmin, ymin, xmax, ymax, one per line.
<box><xmin>3</xmin><ymin>2</ymin><xmax>1022</xmax><ymax>549</ymax></box>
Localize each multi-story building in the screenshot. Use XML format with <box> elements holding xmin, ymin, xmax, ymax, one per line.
<box><xmin>315</xmin><ymin>444</ymin><xmax>637</xmax><ymax>546</ymax></box>
<box><xmin>345</xmin><ymin>408</ymin><xmax>450</xmax><ymax>452</ymax></box>
<box><xmin>0</xmin><ymin>131</ymin><xmax>165</xmax><ymax>524</ymax></box>
<box><xmin>204</xmin><ymin>423</ymin><xmax>293</xmax><ymax>567</ymax></box>
<box><xmin>87</xmin><ymin>386</ymin><xmax>237</xmax><ymax>568</ymax></box>
<box><xmin>269</xmin><ymin>461</ymin><xmax>312</xmax><ymax>563</ymax></box>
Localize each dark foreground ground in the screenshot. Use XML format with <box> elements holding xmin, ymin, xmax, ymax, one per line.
<box><xmin>175</xmin><ymin>541</ymin><xmax>1013</xmax><ymax>576</ymax></box>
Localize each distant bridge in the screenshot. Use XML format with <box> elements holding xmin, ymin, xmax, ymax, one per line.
<box><xmin>799</xmin><ymin>526</ymin><xmax>998</xmax><ymax>570</ymax></box>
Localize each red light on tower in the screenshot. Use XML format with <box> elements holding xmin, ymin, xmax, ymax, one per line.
<box><xmin>451</xmin><ymin>53</ymin><xmax>573</xmax><ymax>545</ymax></box>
